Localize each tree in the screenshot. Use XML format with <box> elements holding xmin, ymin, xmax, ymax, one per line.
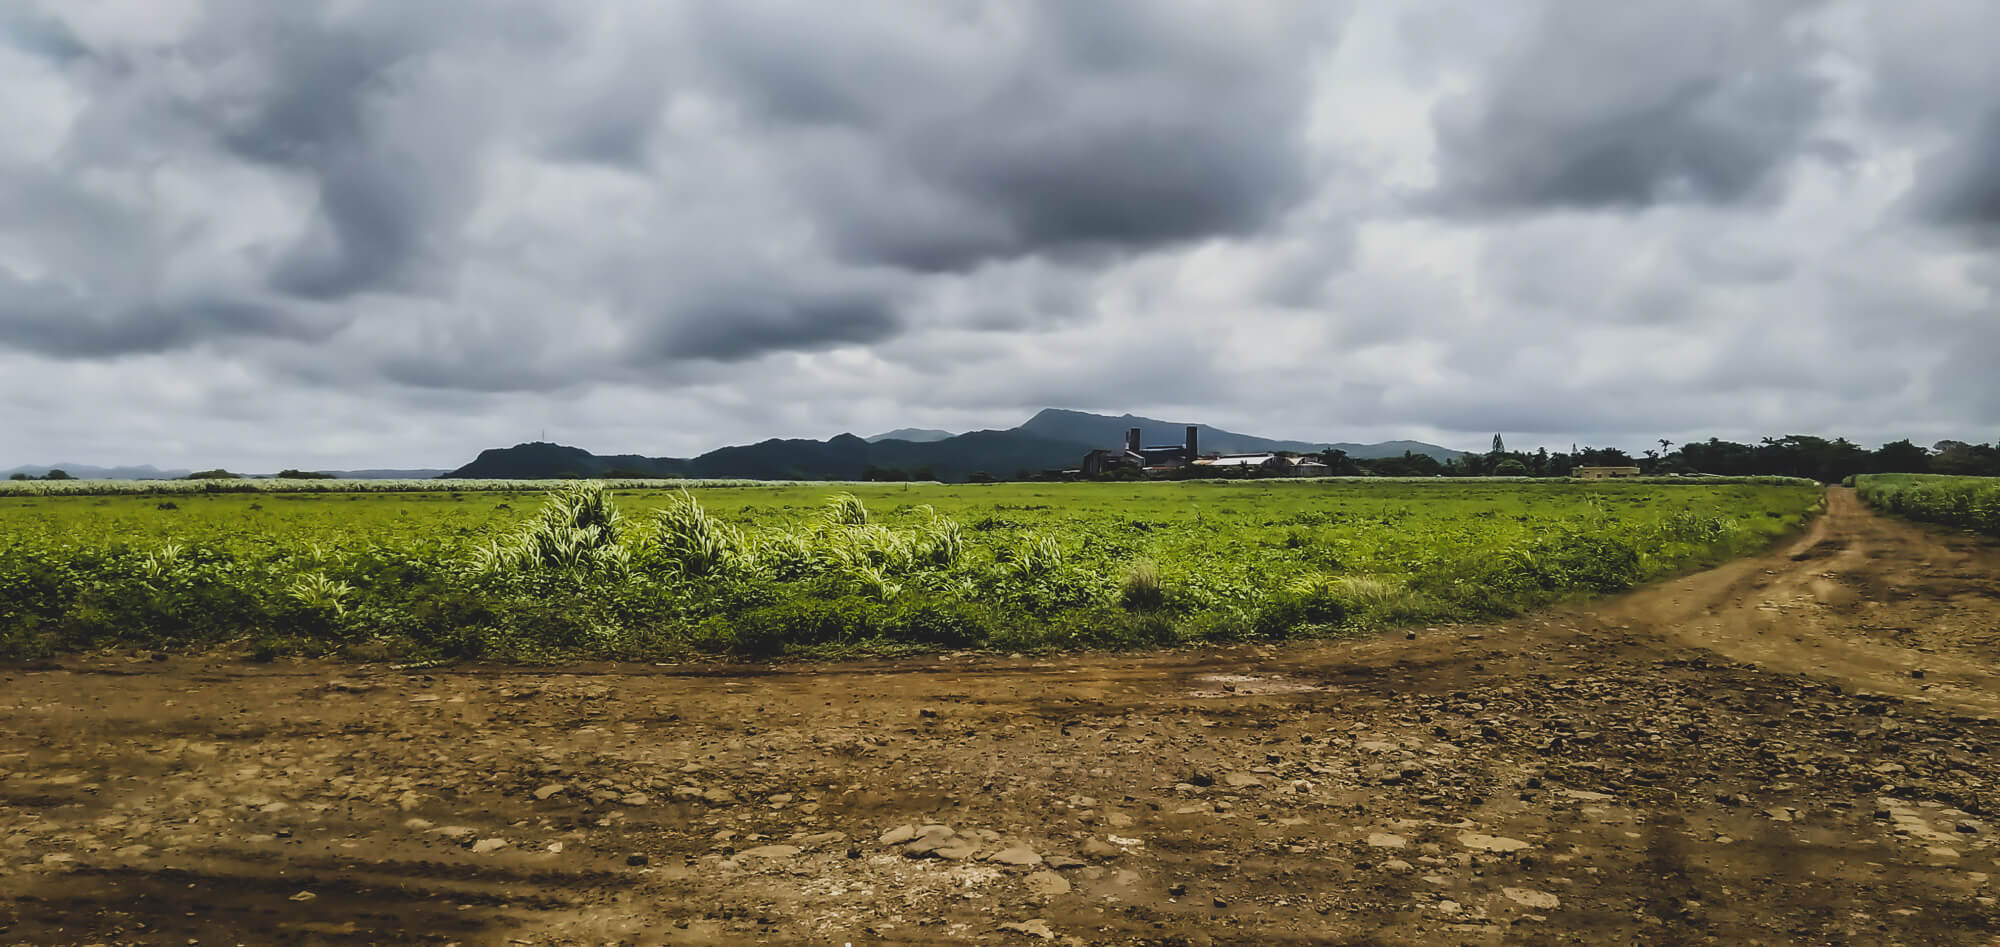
<box><xmin>1315</xmin><ymin>448</ymin><xmax>1362</xmax><ymax>476</ymax></box>
<box><xmin>1493</xmin><ymin>458</ymin><xmax>1530</xmax><ymax>477</ymax></box>
<box><xmin>1491</xmin><ymin>433</ymin><xmax>1506</xmax><ymax>455</ymax></box>
<box><xmin>7</xmin><ymin>473</ymin><xmax>28</xmax><ymax>481</ymax></box>
<box><xmin>1870</xmin><ymin>440</ymin><xmax>1929</xmax><ymax>474</ymax></box>
<box><xmin>43</xmin><ymin>469</ymin><xmax>73</xmax><ymax>481</ymax></box>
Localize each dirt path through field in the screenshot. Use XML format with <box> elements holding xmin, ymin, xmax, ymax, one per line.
<box><xmin>3</xmin><ymin>488</ymin><xmax>1998</xmax><ymax>944</ymax></box>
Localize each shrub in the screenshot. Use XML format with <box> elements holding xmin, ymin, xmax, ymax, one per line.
<box><xmin>643</xmin><ymin>490</ymin><xmax>750</xmax><ymax>578</ymax></box>
<box><xmin>1119</xmin><ymin>559</ymin><xmax>1165</xmax><ymax>612</ymax></box>
<box><xmin>1255</xmin><ymin>573</ymin><xmax>1351</xmax><ymax>636</ymax></box>
<box><xmin>473</xmin><ymin>482</ymin><xmax>628</xmax><ymax>574</ymax></box>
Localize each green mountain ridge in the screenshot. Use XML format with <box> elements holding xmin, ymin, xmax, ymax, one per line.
<box><xmin>865</xmin><ymin>428</ymin><xmax>956</xmax><ymax>443</ymax></box>
<box><xmin>447</xmin><ymin>410</ymin><xmax>1467</xmax><ymax>481</ymax></box>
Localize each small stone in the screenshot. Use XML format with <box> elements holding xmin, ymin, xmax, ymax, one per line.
<box><xmin>988</xmin><ymin>846</ymin><xmax>1043</xmax><ymax>867</ymax></box>
<box><xmin>533</xmin><ymin>784</ymin><xmax>566</xmax><ymax>801</ymax></box>
<box><xmin>1223</xmin><ymin>772</ymin><xmax>1264</xmax><ymax>789</ymax></box>
<box><xmin>998</xmin><ymin>919</ymin><xmax>1056</xmax><ymax>940</ymax></box>
<box><xmin>1381</xmin><ymin>858</ymin><xmax>1414</xmax><ymax>873</ymax></box>
<box><xmin>934</xmin><ymin>840</ymin><xmax>978</xmax><ymax>860</ymax></box>
<box><xmin>880</xmin><ymin>824</ymin><xmax>917</xmax><ymax>846</ymax></box>
<box><xmin>1458</xmin><ymin>833</ymin><xmax>1531</xmax><ymax>853</ymax></box>
<box><xmin>1558</xmin><ymin>789</ymin><xmax>1613</xmax><ymax>802</ymax></box>
<box><xmin>1046</xmin><ymin>855</ymin><xmax>1086</xmax><ymax>870</ymax></box>
<box><xmin>626</xmin><ymin>853</ymin><xmax>647</xmax><ymax>866</ymax></box>
<box><xmin>700</xmin><ymin>787</ymin><xmax>738</xmax><ymax>806</ymax></box>
<box><xmin>403</xmin><ymin>818</ymin><xmax>434</xmax><ymax>830</ymax></box>
<box><xmin>396</xmin><ymin>790</ymin><xmax>423</xmax><ymax>811</ymax></box>
<box><xmin>470</xmin><ymin>838</ymin><xmax>508</xmax><ymax>854</ymax></box>
<box><xmin>620</xmin><ymin>792</ymin><xmax>652</xmax><ymax>806</ymax></box>
<box><xmin>1026</xmin><ymin>871</ymin><xmax>1071</xmax><ymax>896</ymax></box>
<box><xmin>797</xmin><ymin>830</ymin><xmax>845</xmax><ymax>849</ymax></box>
<box><xmin>1504</xmin><ymin>887</ymin><xmax>1561</xmax><ymax>909</ymax></box>
<box><xmin>740</xmin><ymin>844</ymin><xmax>801</xmax><ymax>859</ymax></box>
<box><xmin>904</xmin><ymin>825</ymin><xmax>959</xmax><ymax>857</ymax></box>
<box><xmin>1081</xmin><ymin>838</ymin><xmax>1121</xmax><ymax>859</ymax></box>
<box><xmin>289</xmin><ymin>890</ymin><xmax>317</xmax><ymax>902</ymax></box>
<box><xmin>1365</xmin><ymin>833</ymin><xmax>1409</xmax><ymax>849</ymax></box>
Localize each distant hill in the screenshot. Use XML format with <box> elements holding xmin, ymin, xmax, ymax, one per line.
<box><xmin>311</xmin><ymin>469</ymin><xmax>451</xmax><ymax>480</ymax></box>
<box><xmin>449</xmin><ymin>409</ymin><xmax>1466</xmax><ymax>481</ymax></box>
<box><xmin>2</xmin><ymin>463</ymin><xmax>192</xmax><ymax>480</ymax></box>
<box><xmin>449</xmin><ymin>443</ymin><xmax>691</xmax><ymax>480</ymax></box>
<box><xmin>866</xmin><ymin>428</ymin><xmax>955</xmax><ymax>443</ymax></box>
<box><xmin>1017</xmin><ymin>408</ymin><xmax>1465</xmax><ymax>462</ymax></box>
<box><xmin>452</xmin><ymin>430</ymin><xmax>1094</xmax><ymax>482</ymax></box>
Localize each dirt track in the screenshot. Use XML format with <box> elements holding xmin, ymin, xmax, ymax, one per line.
<box><xmin>3</xmin><ymin>488</ymin><xmax>1998</xmax><ymax>945</ymax></box>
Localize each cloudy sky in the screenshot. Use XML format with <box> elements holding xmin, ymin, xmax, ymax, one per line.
<box><xmin>2</xmin><ymin>0</ymin><xmax>1996</xmax><ymax>469</ymax></box>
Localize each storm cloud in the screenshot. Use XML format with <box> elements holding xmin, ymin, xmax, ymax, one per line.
<box><xmin>0</xmin><ymin>0</ymin><xmax>1995</xmax><ymax>471</ymax></box>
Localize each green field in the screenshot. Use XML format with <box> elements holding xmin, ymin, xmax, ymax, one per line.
<box><xmin>1854</xmin><ymin>474</ymin><xmax>2000</xmax><ymax>537</ymax></box>
<box><xmin>0</xmin><ymin>480</ymin><xmax>1821</xmax><ymax>662</ymax></box>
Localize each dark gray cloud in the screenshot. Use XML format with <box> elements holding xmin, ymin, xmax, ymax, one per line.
<box><xmin>698</xmin><ymin>1</ymin><xmax>1335</xmax><ymax>270</ymax></box>
<box><xmin>1428</xmin><ymin>0</ymin><xmax>1830</xmax><ymax>212</ymax></box>
<box><xmin>1910</xmin><ymin>109</ymin><xmax>2000</xmax><ymax>233</ymax></box>
<box><xmin>1</xmin><ymin>7</ymin><xmax>86</xmax><ymax>62</ymax></box>
<box><xmin>649</xmin><ymin>291</ymin><xmax>904</xmax><ymax>364</ymax></box>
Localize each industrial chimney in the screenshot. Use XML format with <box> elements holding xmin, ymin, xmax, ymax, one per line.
<box><xmin>1126</xmin><ymin>427</ymin><xmax>1142</xmax><ymax>454</ymax></box>
<box><xmin>1185</xmin><ymin>425</ymin><xmax>1198</xmax><ymax>460</ymax></box>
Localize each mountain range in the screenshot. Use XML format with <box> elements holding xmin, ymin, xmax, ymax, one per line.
<box><xmin>1</xmin><ymin>464</ymin><xmax>448</xmax><ymax>480</ymax></box>
<box><xmin>448</xmin><ymin>409</ymin><xmax>1466</xmax><ymax>481</ymax></box>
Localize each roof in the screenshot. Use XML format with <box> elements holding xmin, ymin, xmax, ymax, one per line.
<box><xmin>1194</xmin><ymin>453</ymin><xmax>1278</xmax><ymax>467</ymax></box>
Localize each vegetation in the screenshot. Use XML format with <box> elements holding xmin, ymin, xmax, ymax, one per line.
<box><xmin>1411</xmin><ymin>435</ymin><xmax>2000</xmax><ymax>483</ymax></box>
<box><xmin>0</xmin><ymin>479</ymin><xmax>1820</xmax><ymax>663</ymax></box>
<box><xmin>1853</xmin><ymin>474</ymin><xmax>2000</xmax><ymax>537</ymax></box>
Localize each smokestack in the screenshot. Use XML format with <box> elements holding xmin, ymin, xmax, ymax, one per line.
<box><xmin>1185</xmin><ymin>425</ymin><xmax>1198</xmax><ymax>459</ymax></box>
<box><xmin>1126</xmin><ymin>427</ymin><xmax>1142</xmax><ymax>453</ymax></box>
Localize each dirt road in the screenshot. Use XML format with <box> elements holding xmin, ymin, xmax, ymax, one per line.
<box><xmin>3</xmin><ymin>489</ymin><xmax>1997</xmax><ymax>944</ymax></box>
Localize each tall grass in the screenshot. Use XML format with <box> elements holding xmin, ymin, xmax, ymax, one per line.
<box><xmin>0</xmin><ymin>479</ymin><xmax>1821</xmax><ymax>662</ymax></box>
<box><xmin>1854</xmin><ymin>474</ymin><xmax>2000</xmax><ymax>537</ymax></box>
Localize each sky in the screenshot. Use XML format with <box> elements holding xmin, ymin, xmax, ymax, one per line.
<box><xmin>2</xmin><ymin>0</ymin><xmax>1997</xmax><ymax>470</ymax></box>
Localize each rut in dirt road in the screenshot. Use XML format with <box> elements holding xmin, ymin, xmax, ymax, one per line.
<box><xmin>2</xmin><ymin>490</ymin><xmax>1997</xmax><ymax>944</ymax></box>
<box><xmin>1600</xmin><ymin>487</ymin><xmax>2000</xmax><ymax>715</ymax></box>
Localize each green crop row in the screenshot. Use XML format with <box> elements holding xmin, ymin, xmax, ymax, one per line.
<box><xmin>1853</xmin><ymin>474</ymin><xmax>2000</xmax><ymax>537</ymax></box>
<box><xmin>0</xmin><ymin>480</ymin><xmax>1820</xmax><ymax>663</ymax></box>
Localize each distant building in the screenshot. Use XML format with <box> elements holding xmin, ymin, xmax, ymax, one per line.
<box><xmin>1082</xmin><ymin>426</ymin><xmax>1199</xmax><ymax>476</ymax></box>
<box><xmin>1574</xmin><ymin>466</ymin><xmax>1643</xmax><ymax>480</ymax></box>
<box><xmin>1191</xmin><ymin>453</ymin><xmax>1288</xmax><ymax>472</ymax></box>
<box><xmin>1291</xmin><ymin>459</ymin><xmax>1331</xmax><ymax>477</ymax></box>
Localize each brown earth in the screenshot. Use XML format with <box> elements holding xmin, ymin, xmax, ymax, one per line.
<box><xmin>2</xmin><ymin>487</ymin><xmax>1998</xmax><ymax>945</ymax></box>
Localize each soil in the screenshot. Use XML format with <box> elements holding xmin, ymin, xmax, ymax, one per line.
<box><xmin>3</xmin><ymin>488</ymin><xmax>1998</xmax><ymax>945</ymax></box>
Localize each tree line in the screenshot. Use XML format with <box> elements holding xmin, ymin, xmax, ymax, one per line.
<box><xmin>1401</xmin><ymin>436</ymin><xmax>1999</xmax><ymax>483</ymax></box>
